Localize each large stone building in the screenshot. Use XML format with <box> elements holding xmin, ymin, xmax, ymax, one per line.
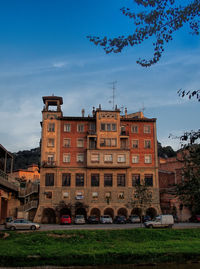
<box><xmin>34</xmin><ymin>96</ymin><xmax>160</xmax><ymax>223</ymax></box>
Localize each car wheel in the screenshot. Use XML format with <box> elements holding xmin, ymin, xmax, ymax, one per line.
<box><xmin>10</xmin><ymin>226</ymin><xmax>16</xmax><ymax>231</ymax></box>
<box><xmin>31</xmin><ymin>225</ymin><xmax>36</xmax><ymax>230</ymax></box>
<box><xmin>168</xmin><ymin>225</ymin><xmax>173</xmax><ymax>229</ymax></box>
<box><xmin>148</xmin><ymin>225</ymin><xmax>153</xmax><ymax>229</ymax></box>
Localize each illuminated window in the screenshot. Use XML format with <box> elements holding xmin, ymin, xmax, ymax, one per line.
<box><xmin>63</xmin><ymin>154</ymin><xmax>70</xmax><ymax>163</ymax></box>
<box><xmin>64</xmin><ymin>124</ymin><xmax>71</xmax><ymax>132</ymax></box>
<box><xmin>132</xmin><ymin>155</ymin><xmax>139</xmax><ymax>163</ymax></box>
<box><xmin>144</xmin><ymin>125</ymin><xmax>151</xmax><ymax>134</ymax></box>
<box><xmin>144</xmin><ymin>155</ymin><xmax>152</xmax><ymax>163</ymax></box>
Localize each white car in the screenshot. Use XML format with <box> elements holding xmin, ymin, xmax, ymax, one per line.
<box><xmin>74</xmin><ymin>215</ymin><xmax>85</xmax><ymax>224</ymax></box>
<box><xmin>100</xmin><ymin>215</ymin><xmax>113</xmax><ymax>224</ymax></box>
<box><xmin>144</xmin><ymin>214</ymin><xmax>174</xmax><ymax>228</ymax></box>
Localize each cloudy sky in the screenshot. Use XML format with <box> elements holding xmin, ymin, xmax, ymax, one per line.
<box><xmin>0</xmin><ymin>0</ymin><xmax>199</xmax><ymax>152</ymax></box>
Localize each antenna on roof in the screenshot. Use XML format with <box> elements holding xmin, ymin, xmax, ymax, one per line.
<box><xmin>140</xmin><ymin>102</ymin><xmax>146</xmax><ymax>113</ymax></box>
<box><xmin>108</xmin><ymin>81</ymin><xmax>117</xmax><ymax>110</ymax></box>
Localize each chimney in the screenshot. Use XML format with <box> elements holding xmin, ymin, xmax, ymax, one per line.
<box><xmin>92</xmin><ymin>107</ymin><xmax>95</xmax><ymax>117</ymax></box>
<box><xmin>125</xmin><ymin>107</ymin><xmax>127</xmax><ymax>118</ymax></box>
<box><xmin>81</xmin><ymin>109</ymin><xmax>85</xmax><ymax>117</ymax></box>
<box><xmin>99</xmin><ymin>104</ymin><xmax>101</xmax><ymax>110</ymax></box>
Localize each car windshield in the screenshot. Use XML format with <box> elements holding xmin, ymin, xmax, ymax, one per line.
<box><xmin>63</xmin><ymin>216</ymin><xmax>69</xmax><ymax>218</ymax></box>
<box><xmin>76</xmin><ymin>215</ymin><xmax>83</xmax><ymax>219</ymax></box>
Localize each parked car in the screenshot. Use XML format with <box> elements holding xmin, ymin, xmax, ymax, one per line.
<box><xmin>189</xmin><ymin>215</ymin><xmax>200</xmax><ymax>223</ymax></box>
<box><xmin>4</xmin><ymin>216</ymin><xmax>13</xmax><ymax>224</ymax></box>
<box><xmin>5</xmin><ymin>219</ymin><xmax>40</xmax><ymax>230</ymax></box>
<box><xmin>100</xmin><ymin>215</ymin><xmax>113</xmax><ymax>224</ymax></box>
<box><xmin>113</xmin><ymin>215</ymin><xmax>127</xmax><ymax>224</ymax></box>
<box><xmin>127</xmin><ymin>215</ymin><xmax>140</xmax><ymax>223</ymax></box>
<box><xmin>144</xmin><ymin>214</ymin><xmax>174</xmax><ymax>228</ymax></box>
<box><xmin>87</xmin><ymin>215</ymin><xmax>99</xmax><ymax>224</ymax></box>
<box><xmin>173</xmin><ymin>215</ymin><xmax>179</xmax><ymax>223</ymax></box>
<box><xmin>74</xmin><ymin>215</ymin><xmax>85</xmax><ymax>224</ymax></box>
<box><xmin>142</xmin><ymin>215</ymin><xmax>151</xmax><ymax>223</ymax></box>
<box><xmin>60</xmin><ymin>215</ymin><xmax>72</xmax><ymax>225</ymax></box>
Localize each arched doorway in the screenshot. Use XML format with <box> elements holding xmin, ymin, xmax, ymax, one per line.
<box><xmin>75</xmin><ymin>207</ymin><xmax>87</xmax><ymax>219</ymax></box>
<box><xmin>90</xmin><ymin>208</ymin><xmax>101</xmax><ymax>218</ymax></box>
<box><xmin>60</xmin><ymin>207</ymin><xmax>71</xmax><ymax>217</ymax></box>
<box><xmin>117</xmin><ymin>208</ymin><xmax>128</xmax><ymax>217</ymax></box>
<box><xmin>41</xmin><ymin>208</ymin><xmax>56</xmax><ymax>224</ymax></box>
<box><xmin>146</xmin><ymin>207</ymin><xmax>157</xmax><ymax>219</ymax></box>
<box><xmin>104</xmin><ymin>208</ymin><xmax>114</xmax><ymax>219</ymax></box>
<box><xmin>131</xmin><ymin>208</ymin><xmax>142</xmax><ymax>217</ymax></box>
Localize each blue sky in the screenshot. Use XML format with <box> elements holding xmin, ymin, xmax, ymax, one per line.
<box><xmin>0</xmin><ymin>0</ymin><xmax>199</xmax><ymax>152</ymax></box>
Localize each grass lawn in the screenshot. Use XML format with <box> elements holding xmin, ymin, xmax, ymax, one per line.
<box><xmin>1</xmin><ymin>228</ymin><xmax>200</xmax><ymax>267</ymax></box>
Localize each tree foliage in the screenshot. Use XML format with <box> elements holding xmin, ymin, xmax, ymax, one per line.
<box><xmin>129</xmin><ymin>184</ymin><xmax>153</xmax><ymax>221</ymax></box>
<box><xmin>88</xmin><ymin>0</ymin><xmax>200</xmax><ymax>67</ymax></box>
<box><xmin>176</xmin><ymin>144</ymin><xmax>200</xmax><ymax>214</ymax></box>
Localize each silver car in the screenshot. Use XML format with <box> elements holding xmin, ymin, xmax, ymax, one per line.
<box><xmin>100</xmin><ymin>215</ymin><xmax>113</xmax><ymax>224</ymax></box>
<box><xmin>5</xmin><ymin>219</ymin><xmax>40</xmax><ymax>230</ymax></box>
<box><xmin>74</xmin><ymin>215</ymin><xmax>85</xmax><ymax>224</ymax></box>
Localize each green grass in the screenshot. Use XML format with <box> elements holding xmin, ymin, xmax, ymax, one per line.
<box><xmin>1</xmin><ymin>228</ymin><xmax>200</xmax><ymax>266</ymax></box>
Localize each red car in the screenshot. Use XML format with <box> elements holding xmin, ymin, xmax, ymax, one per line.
<box><xmin>60</xmin><ymin>215</ymin><xmax>71</xmax><ymax>225</ymax></box>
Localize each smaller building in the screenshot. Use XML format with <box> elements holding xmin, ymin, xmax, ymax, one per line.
<box><xmin>11</xmin><ymin>164</ymin><xmax>40</xmax><ymax>183</ymax></box>
<box><xmin>0</xmin><ymin>144</ymin><xmax>20</xmax><ymax>224</ymax></box>
<box><xmin>159</xmin><ymin>153</ymin><xmax>191</xmax><ymax>221</ymax></box>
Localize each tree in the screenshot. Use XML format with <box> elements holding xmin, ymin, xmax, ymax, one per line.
<box><xmin>127</xmin><ymin>183</ymin><xmax>153</xmax><ymax>223</ymax></box>
<box><xmin>176</xmin><ymin>144</ymin><xmax>200</xmax><ymax>215</ymax></box>
<box><xmin>88</xmin><ymin>0</ymin><xmax>200</xmax><ymax>102</ymax></box>
<box><xmin>88</xmin><ymin>0</ymin><xmax>200</xmax><ymax>67</ymax></box>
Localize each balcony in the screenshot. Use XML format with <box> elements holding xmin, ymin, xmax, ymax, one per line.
<box><xmin>41</xmin><ymin>161</ymin><xmax>57</xmax><ymax>168</ymax></box>
<box><xmin>87</xmin><ymin>150</ymin><xmax>130</xmax><ymax>168</ymax></box>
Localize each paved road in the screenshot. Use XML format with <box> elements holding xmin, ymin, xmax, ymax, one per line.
<box><xmin>1</xmin><ymin>222</ymin><xmax>200</xmax><ymax>231</ymax></box>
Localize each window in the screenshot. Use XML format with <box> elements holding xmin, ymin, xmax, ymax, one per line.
<box><xmin>62</xmin><ymin>173</ymin><xmax>71</xmax><ymax>186</ymax></box>
<box><xmin>132</xmin><ymin>174</ymin><xmax>140</xmax><ymax>186</ymax></box>
<box><xmin>101</xmin><ymin>123</ymin><xmax>117</xmax><ymax>131</ymax></box>
<box><xmin>77</xmin><ymin>153</ymin><xmax>84</xmax><ymax>163</ymax></box>
<box><xmin>132</xmin><ymin>155</ymin><xmax>139</xmax><ymax>163</ymax></box>
<box><xmin>91</xmin><ymin>153</ymin><xmax>100</xmax><ymax>163</ymax></box>
<box><xmin>104</xmin><ymin>174</ymin><xmax>113</xmax><ymax>186</ymax></box>
<box><xmin>77</xmin><ymin>138</ymin><xmax>84</xmax><ymax>147</ymax></box>
<box><xmin>104</xmin><ymin>154</ymin><xmax>113</xmax><ymax>162</ymax></box>
<box><xmin>117</xmin><ymin>174</ymin><xmax>126</xmax><ymax>187</ymax></box>
<box><xmin>47</xmin><ymin>138</ymin><xmax>54</xmax><ymax>147</ymax></box>
<box><xmin>144</xmin><ymin>140</ymin><xmax>151</xmax><ymax>149</ymax></box>
<box><xmin>101</xmin><ymin>123</ymin><xmax>105</xmax><ymax>131</ymax></box>
<box><xmin>145</xmin><ymin>174</ymin><xmax>153</xmax><ymax>186</ymax></box>
<box><xmin>118</xmin><ymin>192</ymin><xmax>124</xmax><ymax>199</ymax></box>
<box><xmin>117</xmin><ymin>154</ymin><xmax>126</xmax><ymax>163</ymax></box>
<box><xmin>76</xmin><ymin>192</ymin><xmax>84</xmax><ymax>200</ymax></box>
<box><xmin>63</xmin><ymin>138</ymin><xmax>70</xmax><ymax>147</ymax></box>
<box><xmin>112</xmin><ymin>124</ymin><xmax>117</xmax><ymax>131</ymax></box>
<box><xmin>45</xmin><ymin>173</ymin><xmax>54</xmax><ymax>186</ymax></box>
<box><xmin>77</xmin><ymin>124</ymin><xmax>84</xmax><ymax>132</ymax></box>
<box><xmin>63</xmin><ymin>192</ymin><xmax>69</xmax><ymax>198</ymax></box>
<box><xmin>89</xmin><ymin>123</ymin><xmax>96</xmax><ymax>133</ymax></box>
<box><xmin>92</xmin><ymin>192</ymin><xmax>98</xmax><ymax>199</ymax></box>
<box><xmin>76</xmin><ymin>173</ymin><xmax>84</xmax><ymax>186</ymax></box>
<box><xmin>144</xmin><ymin>125</ymin><xmax>151</xmax><ymax>134</ymax></box>
<box><xmin>48</xmin><ymin>123</ymin><xmax>55</xmax><ymax>132</ymax></box>
<box><xmin>64</xmin><ymin>124</ymin><xmax>71</xmax><ymax>132</ymax></box>
<box><xmin>100</xmin><ymin>138</ymin><xmax>117</xmax><ymax>147</ymax></box>
<box><xmin>91</xmin><ymin>174</ymin><xmax>99</xmax><ymax>187</ymax></box>
<box><xmin>131</xmin><ymin>125</ymin><xmax>138</xmax><ymax>133</ymax></box>
<box><xmin>47</xmin><ymin>154</ymin><xmax>54</xmax><ymax>163</ymax></box>
<box><xmin>144</xmin><ymin>154</ymin><xmax>152</xmax><ymax>163</ymax></box>
<box><xmin>105</xmin><ymin>192</ymin><xmax>111</xmax><ymax>198</ymax></box>
<box><xmin>63</xmin><ymin>154</ymin><xmax>70</xmax><ymax>163</ymax></box>
<box><xmin>132</xmin><ymin>140</ymin><xmax>139</xmax><ymax>149</ymax></box>
<box><xmin>45</xmin><ymin>192</ymin><xmax>52</xmax><ymax>199</ymax></box>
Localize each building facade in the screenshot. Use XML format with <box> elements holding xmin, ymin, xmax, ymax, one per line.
<box><xmin>34</xmin><ymin>96</ymin><xmax>160</xmax><ymax>223</ymax></box>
